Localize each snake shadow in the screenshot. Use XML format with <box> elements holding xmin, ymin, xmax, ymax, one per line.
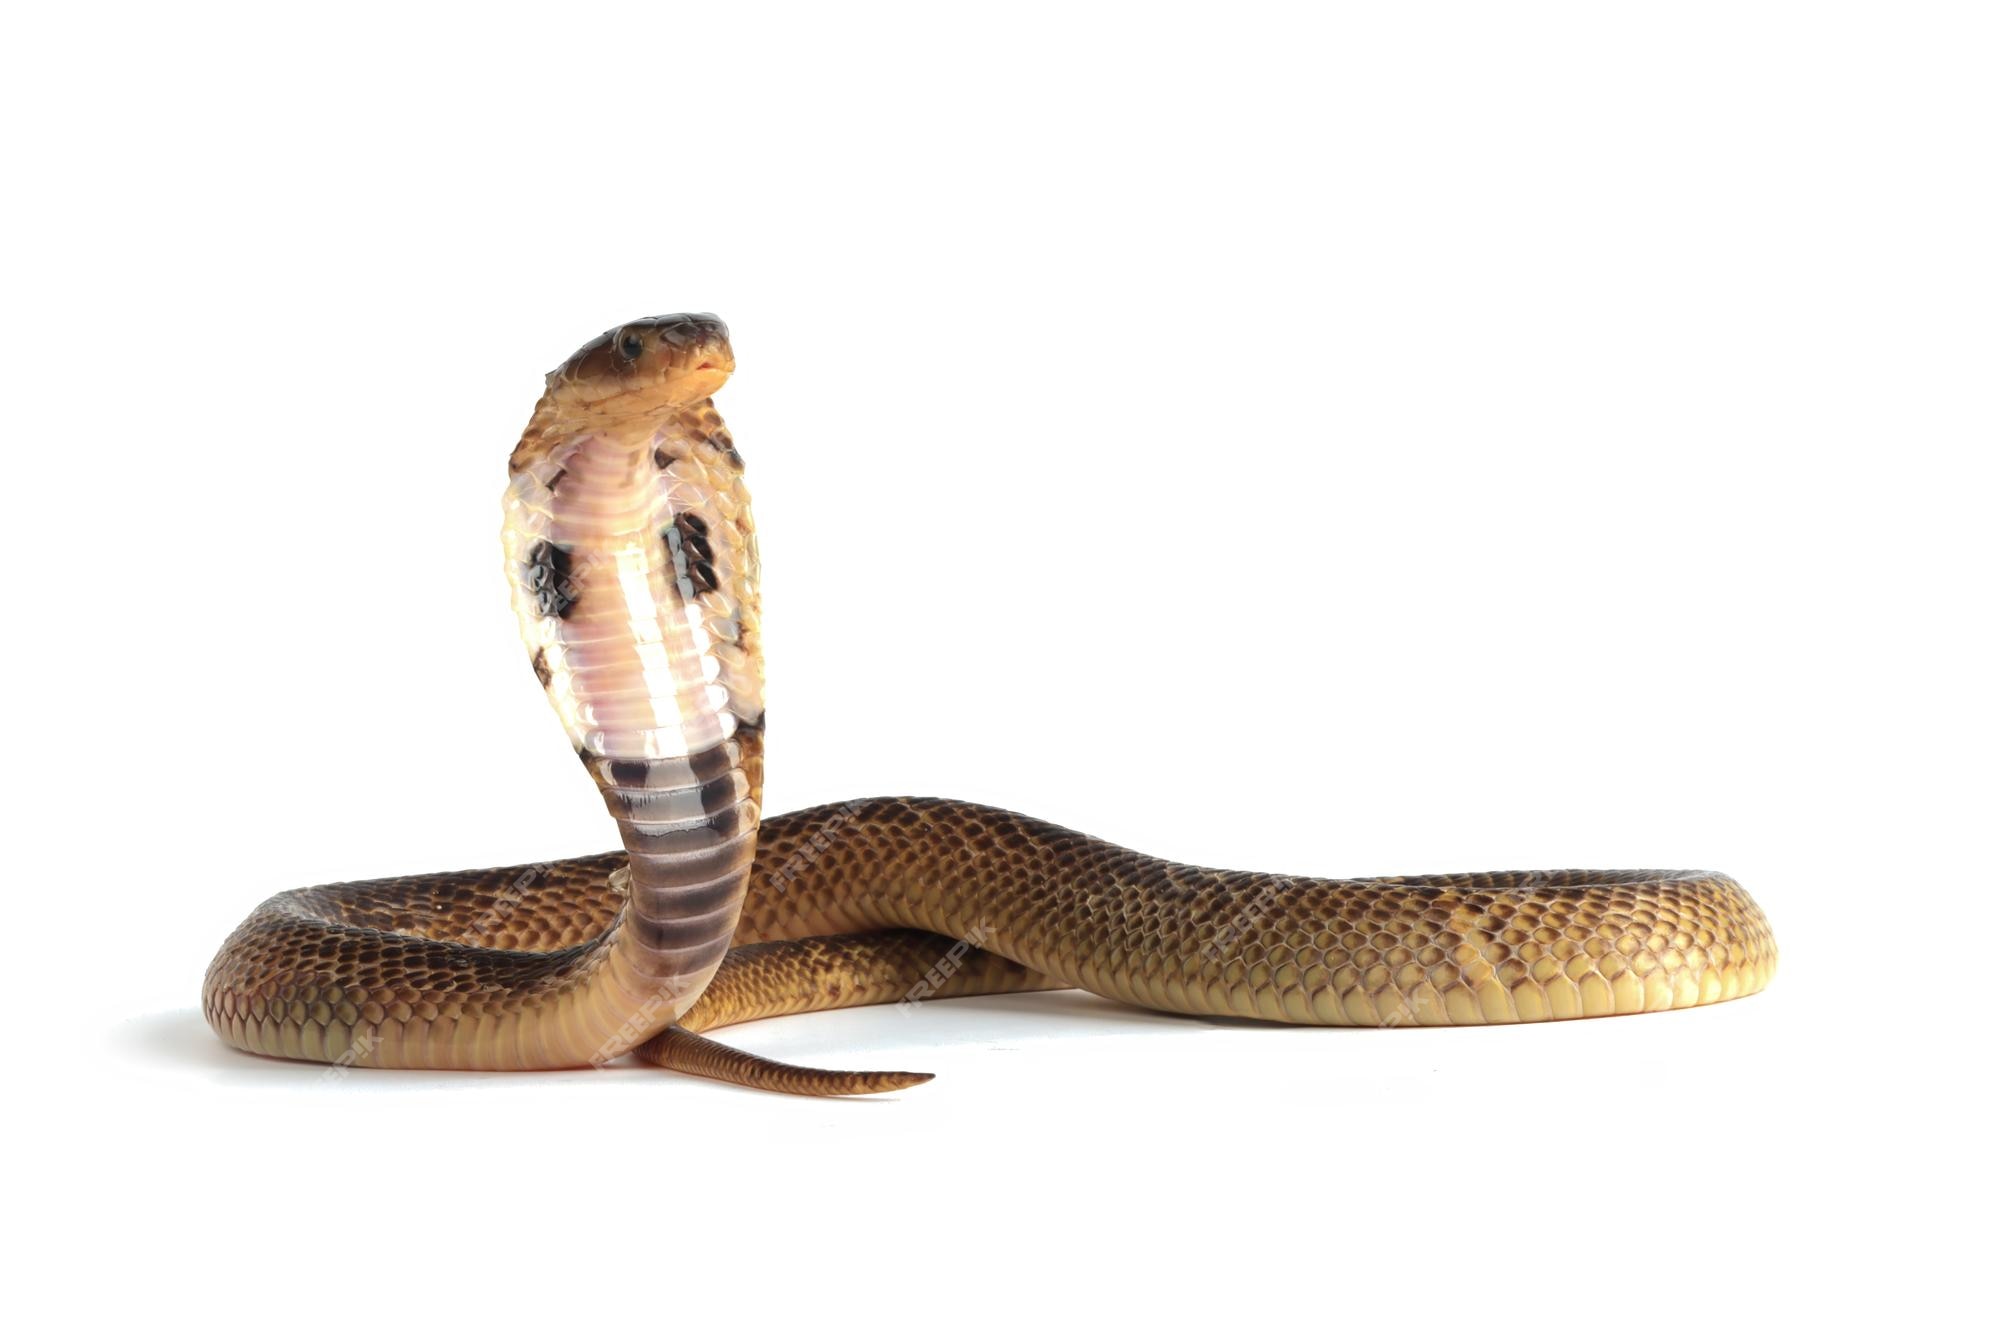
<box><xmin>116</xmin><ymin>990</ymin><xmax>1284</xmax><ymax>1090</ymax></box>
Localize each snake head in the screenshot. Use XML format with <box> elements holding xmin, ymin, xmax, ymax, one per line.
<box><xmin>548</xmin><ymin>313</ymin><xmax>736</xmax><ymax>418</ymax></box>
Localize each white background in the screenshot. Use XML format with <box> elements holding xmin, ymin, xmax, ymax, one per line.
<box><xmin>5</xmin><ymin>3</ymin><xmax>1992</xmax><ymax>1328</ymax></box>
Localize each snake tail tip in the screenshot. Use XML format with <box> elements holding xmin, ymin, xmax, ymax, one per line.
<box><xmin>636</xmin><ymin>1025</ymin><xmax>935</xmax><ymax>1097</ymax></box>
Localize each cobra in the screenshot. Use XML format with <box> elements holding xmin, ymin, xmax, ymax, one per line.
<box><xmin>203</xmin><ymin>314</ymin><xmax>1779</xmax><ymax>1094</ymax></box>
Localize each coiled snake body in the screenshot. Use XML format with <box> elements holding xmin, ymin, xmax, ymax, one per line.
<box><xmin>204</xmin><ymin>315</ymin><xmax>1778</xmax><ymax>1094</ymax></box>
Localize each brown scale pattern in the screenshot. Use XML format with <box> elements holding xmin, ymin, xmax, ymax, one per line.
<box><xmin>679</xmin><ymin>929</ymin><xmax>1058</xmax><ymax>1029</ymax></box>
<box><xmin>726</xmin><ymin>798</ymin><xmax>1776</xmax><ymax>1027</ymax></box>
<box><xmin>205</xmin><ymin>797</ymin><xmax>1776</xmax><ymax>1077</ymax></box>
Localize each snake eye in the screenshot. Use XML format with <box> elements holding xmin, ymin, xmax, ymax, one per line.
<box><xmin>618</xmin><ymin>332</ymin><xmax>645</xmax><ymax>360</ymax></box>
